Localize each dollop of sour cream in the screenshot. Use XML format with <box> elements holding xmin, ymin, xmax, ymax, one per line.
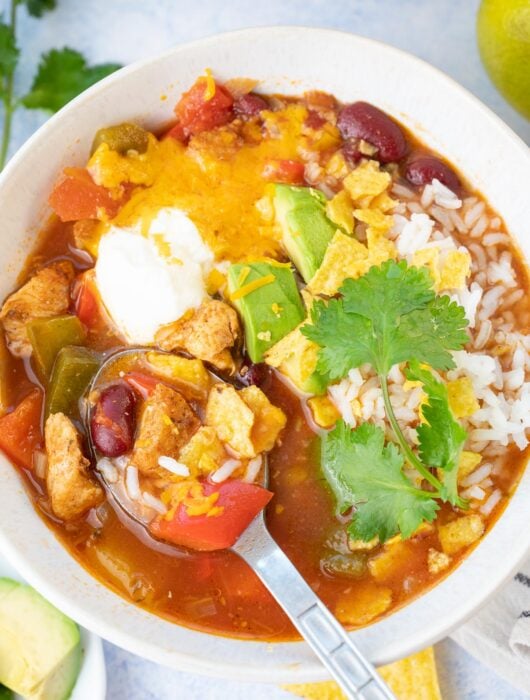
<box><xmin>95</xmin><ymin>208</ymin><xmax>213</xmax><ymax>344</ymax></box>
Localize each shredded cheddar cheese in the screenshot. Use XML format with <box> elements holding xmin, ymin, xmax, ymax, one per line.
<box><xmin>230</xmin><ymin>274</ymin><xmax>276</xmax><ymax>301</ymax></box>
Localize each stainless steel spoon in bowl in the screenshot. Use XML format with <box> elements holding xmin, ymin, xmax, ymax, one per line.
<box><xmin>86</xmin><ymin>348</ymin><xmax>396</xmax><ymax>700</ymax></box>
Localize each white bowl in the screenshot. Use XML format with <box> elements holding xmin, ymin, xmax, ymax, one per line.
<box><xmin>1</xmin><ymin>27</ymin><xmax>529</xmax><ymax>684</ymax></box>
<box><xmin>0</xmin><ymin>557</ymin><xmax>106</xmax><ymax>699</ymax></box>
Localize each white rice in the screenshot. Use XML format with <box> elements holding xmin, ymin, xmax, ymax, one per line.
<box><xmin>460</xmin><ymin>463</ymin><xmax>492</xmax><ymax>487</ymax></box>
<box><xmin>480</xmin><ymin>489</ymin><xmax>502</xmax><ymax>516</ymax></box>
<box><xmin>125</xmin><ymin>466</ymin><xmax>141</xmax><ymax>501</ymax></box>
<box><xmin>243</xmin><ymin>455</ymin><xmax>263</xmax><ymax>484</ymax></box>
<box><xmin>142</xmin><ymin>491</ymin><xmax>167</xmax><ymax>514</ymax></box>
<box><xmin>158</xmin><ymin>455</ymin><xmax>190</xmax><ymax>477</ymax></box>
<box><xmin>97</xmin><ymin>457</ymin><xmax>119</xmax><ymax>484</ymax></box>
<box><xmin>211</xmin><ymin>458</ymin><xmax>241</xmax><ymax>483</ymax></box>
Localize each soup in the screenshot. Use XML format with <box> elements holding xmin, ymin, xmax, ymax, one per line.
<box><xmin>0</xmin><ymin>74</ymin><xmax>528</xmax><ymax>640</ymax></box>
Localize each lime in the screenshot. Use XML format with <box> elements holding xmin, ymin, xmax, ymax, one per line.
<box><xmin>477</xmin><ymin>0</ymin><xmax>530</xmax><ymax>119</ymax></box>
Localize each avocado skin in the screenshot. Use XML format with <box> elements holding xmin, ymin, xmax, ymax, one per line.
<box><xmin>228</xmin><ymin>261</ymin><xmax>305</xmax><ymax>362</ymax></box>
<box><xmin>273</xmin><ymin>184</ymin><xmax>336</xmax><ymax>283</ymax></box>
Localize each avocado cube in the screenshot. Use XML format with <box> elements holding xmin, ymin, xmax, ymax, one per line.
<box><xmin>273</xmin><ymin>184</ymin><xmax>337</xmax><ymax>283</ymax></box>
<box><xmin>228</xmin><ymin>261</ymin><xmax>305</xmax><ymax>362</ymax></box>
<box><xmin>0</xmin><ymin>578</ymin><xmax>81</xmax><ymax>700</ymax></box>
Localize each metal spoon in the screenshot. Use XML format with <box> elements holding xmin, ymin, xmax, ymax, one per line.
<box><xmin>86</xmin><ymin>349</ymin><xmax>396</xmax><ymax>700</ymax></box>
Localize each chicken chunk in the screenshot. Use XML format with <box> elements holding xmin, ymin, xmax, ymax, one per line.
<box><xmin>0</xmin><ymin>261</ymin><xmax>75</xmax><ymax>357</ymax></box>
<box><xmin>45</xmin><ymin>412</ymin><xmax>103</xmax><ymax>520</ymax></box>
<box><xmin>131</xmin><ymin>383</ymin><xmax>200</xmax><ymax>476</ymax></box>
<box><xmin>155</xmin><ymin>300</ymin><xmax>240</xmax><ymax>372</ymax></box>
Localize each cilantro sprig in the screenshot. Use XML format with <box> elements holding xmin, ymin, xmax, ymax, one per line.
<box><xmin>303</xmin><ymin>259</ymin><xmax>470</xmax><ymax>538</ymax></box>
<box><xmin>0</xmin><ymin>0</ymin><xmax>121</xmax><ymax>170</ymax></box>
<box><xmin>406</xmin><ymin>361</ymin><xmax>467</xmax><ymax>506</ymax></box>
<box><xmin>323</xmin><ymin>421</ymin><xmax>439</xmax><ymax>542</ymax></box>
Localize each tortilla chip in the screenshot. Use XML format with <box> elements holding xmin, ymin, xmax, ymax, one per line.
<box><xmin>411</xmin><ymin>248</ymin><xmax>441</xmax><ymax>289</ymax></box>
<box><xmin>178</xmin><ymin>426</ymin><xmax>227</xmax><ymax>476</ymax></box>
<box><xmin>264</xmin><ymin>325</ymin><xmax>321</xmax><ymax>393</ymax></box>
<box><xmin>447</xmin><ymin>376</ymin><xmax>479</xmax><ymax>418</ymax></box>
<box><xmin>458</xmin><ymin>451</ymin><xmax>482</xmax><ymax>481</ymax></box>
<box><xmin>367</xmin><ymin>228</ymin><xmax>397</xmax><ymax>266</ymax></box>
<box><xmin>439</xmin><ymin>249</ymin><xmax>471</xmax><ymax>291</ymax></box>
<box><xmin>308</xmin><ymin>395</ymin><xmax>340</xmax><ymax>428</ymax></box>
<box><xmin>354</xmin><ymin>207</ymin><xmax>393</xmax><ymax>232</ymax></box>
<box><xmin>327</xmin><ymin>190</ymin><xmax>354</xmax><ymax>233</ymax></box>
<box><xmin>205</xmin><ymin>384</ymin><xmax>255</xmax><ymax>457</ymax></box>
<box><xmin>307</xmin><ymin>231</ymin><xmax>370</xmax><ymax>296</ymax></box>
<box><xmin>284</xmin><ymin>647</ymin><xmax>442</xmax><ymax>700</ymax></box>
<box><xmin>240</xmin><ymin>385</ymin><xmax>287</xmax><ymax>453</ymax></box>
<box><xmin>146</xmin><ymin>352</ymin><xmax>211</xmax><ymax>399</ymax></box>
<box><xmin>343</xmin><ymin>159</ymin><xmax>391</xmax><ymax>203</ymax></box>
<box><xmin>438</xmin><ymin>514</ymin><xmax>485</xmax><ymax>555</ymax></box>
<box><xmin>335</xmin><ymin>583</ymin><xmax>392</xmax><ymax>625</ymax></box>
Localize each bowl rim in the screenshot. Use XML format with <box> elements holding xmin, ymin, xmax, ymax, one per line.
<box><xmin>1</xmin><ymin>25</ymin><xmax>530</xmax><ymax>683</ymax></box>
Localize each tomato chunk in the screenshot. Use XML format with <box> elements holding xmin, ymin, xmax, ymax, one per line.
<box><xmin>123</xmin><ymin>372</ymin><xmax>159</xmax><ymax>399</ymax></box>
<box><xmin>175</xmin><ymin>77</ymin><xmax>234</xmax><ymax>137</ymax></box>
<box><xmin>263</xmin><ymin>159</ymin><xmax>306</xmax><ymax>185</ymax></box>
<box><xmin>49</xmin><ymin>168</ymin><xmax>119</xmax><ymax>222</ymax></box>
<box><xmin>151</xmin><ymin>479</ymin><xmax>273</xmax><ymax>551</ymax></box>
<box><xmin>0</xmin><ymin>390</ymin><xmax>43</xmax><ymax>470</ymax></box>
<box><xmin>74</xmin><ymin>274</ymin><xmax>99</xmax><ymax>326</ymax></box>
<box><xmin>164</xmin><ymin>122</ymin><xmax>187</xmax><ymax>143</ymax></box>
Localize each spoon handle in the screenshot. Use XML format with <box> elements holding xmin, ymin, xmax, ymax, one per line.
<box><xmin>235</xmin><ymin>525</ymin><xmax>395</xmax><ymax>700</ymax></box>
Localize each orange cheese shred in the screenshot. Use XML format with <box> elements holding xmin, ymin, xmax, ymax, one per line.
<box><xmin>230</xmin><ymin>273</ymin><xmax>276</xmax><ymax>301</ymax></box>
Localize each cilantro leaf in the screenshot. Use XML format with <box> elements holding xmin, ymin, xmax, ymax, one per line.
<box><xmin>21</xmin><ymin>48</ymin><xmax>121</xmax><ymax>112</ymax></box>
<box><xmin>406</xmin><ymin>361</ymin><xmax>467</xmax><ymax>505</ymax></box>
<box><xmin>304</xmin><ymin>299</ymin><xmax>373</xmax><ymax>381</ymax></box>
<box><xmin>322</xmin><ymin>421</ymin><xmax>439</xmax><ymax>542</ymax></box>
<box><xmin>303</xmin><ymin>260</ymin><xmax>469</xmax><ymax>379</ymax></box>
<box><xmin>20</xmin><ymin>0</ymin><xmax>56</xmax><ymax>17</ymax></box>
<box><xmin>0</xmin><ymin>21</ymin><xmax>19</xmax><ymax>80</ymax></box>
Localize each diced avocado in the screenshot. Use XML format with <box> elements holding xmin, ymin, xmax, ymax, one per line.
<box><xmin>0</xmin><ymin>578</ymin><xmax>81</xmax><ymax>699</ymax></box>
<box><xmin>228</xmin><ymin>261</ymin><xmax>305</xmax><ymax>362</ymax></box>
<box><xmin>273</xmin><ymin>184</ymin><xmax>337</xmax><ymax>283</ymax></box>
<box><xmin>27</xmin><ymin>644</ymin><xmax>82</xmax><ymax>700</ymax></box>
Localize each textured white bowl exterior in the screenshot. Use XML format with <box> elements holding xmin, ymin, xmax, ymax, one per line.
<box><xmin>0</xmin><ymin>27</ymin><xmax>529</xmax><ymax>683</ymax></box>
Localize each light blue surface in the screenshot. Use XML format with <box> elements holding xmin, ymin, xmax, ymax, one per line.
<box><xmin>2</xmin><ymin>0</ymin><xmax>530</xmax><ymax>698</ymax></box>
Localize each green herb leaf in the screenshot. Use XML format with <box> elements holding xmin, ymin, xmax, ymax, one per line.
<box><xmin>20</xmin><ymin>0</ymin><xmax>57</xmax><ymax>17</ymax></box>
<box><xmin>303</xmin><ymin>260</ymin><xmax>469</xmax><ymax>381</ymax></box>
<box><xmin>322</xmin><ymin>420</ymin><xmax>439</xmax><ymax>542</ymax></box>
<box><xmin>21</xmin><ymin>48</ymin><xmax>121</xmax><ymax>112</ymax></box>
<box><xmin>0</xmin><ymin>21</ymin><xmax>19</xmax><ymax>82</ymax></box>
<box><xmin>406</xmin><ymin>361</ymin><xmax>468</xmax><ymax>506</ymax></box>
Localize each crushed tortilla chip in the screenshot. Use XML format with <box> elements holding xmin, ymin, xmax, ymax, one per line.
<box><xmin>308</xmin><ymin>395</ymin><xmax>340</xmax><ymax>428</ymax></box>
<box><xmin>284</xmin><ymin>646</ymin><xmax>442</xmax><ymax>700</ymax></box>
<box><xmin>264</xmin><ymin>324</ymin><xmax>321</xmax><ymax>393</ymax></box>
<box><xmin>412</xmin><ymin>248</ymin><xmax>441</xmax><ymax>289</ymax></box>
<box><xmin>205</xmin><ymin>384</ymin><xmax>286</xmax><ymax>457</ymax></box>
<box><xmin>307</xmin><ymin>231</ymin><xmax>370</xmax><ymax>295</ymax></box>
<box><xmin>428</xmin><ymin>548</ymin><xmax>451</xmax><ymax>575</ymax></box>
<box><xmin>368</xmin><ymin>540</ymin><xmax>416</xmax><ymax>582</ymax></box>
<box><xmin>354</xmin><ymin>207</ymin><xmax>393</xmax><ymax>232</ymax></box>
<box><xmin>326</xmin><ymin>190</ymin><xmax>355</xmax><ymax>233</ymax></box>
<box><xmin>178</xmin><ymin>426</ymin><xmax>227</xmax><ymax>476</ymax></box>
<box><xmin>458</xmin><ymin>451</ymin><xmax>482</xmax><ymax>481</ymax></box>
<box><xmin>370</xmin><ymin>191</ymin><xmax>397</xmax><ymax>213</ymax></box>
<box><xmin>146</xmin><ymin>352</ymin><xmax>211</xmax><ymax>400</ymax></box>
<box><xmin>447</xmin><ymin>376</ymin><xmax>479</xmax><ymax>418</ymax></box>
<box><xmin>335</xmin><ymin>583</ymin><xmax>392</xmax><ymax>625</ymax></box>
<box><xmin>439</xmin><ymin>249</ymin><xmax>471</xmax><ymax>291</ymax></box>
<box><xmin>325</xmin><ymin>151</ymin><xmax>349</xmax><ymax>179</ymax></box>
<box><xmin>343</xmin><ymin>159</ymin><xmax>391</xmax><ymax>204</ymax></box>
<box><xmin>438</xmin><ymin>514</ymin><xmax>485</xmax><ymax>555</ymax></box>
<box><xmin>366</xmin><ymin>227</ymin><xmax>397</xmax><ymax>266</ymax></box>
<box><xmin>240</xmin><ymin>385</ymin><xmax>287</xmax><ymax>454</ymax></box>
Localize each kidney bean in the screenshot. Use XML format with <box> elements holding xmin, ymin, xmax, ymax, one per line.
<box><xmin>236</xmin><ymin>362</ymin><xmax>271</xmax><ymax>388</ymax></box>
<box><xmin>337</xmin><ymin>101</ymin><xmax>408</xmax><ymax>163</ymax></box>
<box><xmin>305</xmin><ymin>110</ymin><xmax>327</xmax><ymax>129</ymax></box>
<box><xmin>233</xmin><ymin>93</ymin><xmax>269</xmax><ymax>117</ymax></box>
<box><xmin>404</xmin><ymin>155</ymin><xmax>461</xmax><ymax>194</ymax></box>
<box><xmin>342</xmin><ymin>140</ymin><xmax>363</xmax><ymax>165</ymax></box>
<box><xmin>90</xmin><ymin>382</ymin><xmax>136</xmax><ymax>457</ymax></box>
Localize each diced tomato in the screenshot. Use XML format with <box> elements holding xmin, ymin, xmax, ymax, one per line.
<box><xmin>262</xmin><ymin>159</ymin><xmax>306</xmax><ymax>185</ymax></box>
<box><xmin>175</xmin><ymin>78</ymin><xmax>234</xmax><ymax>136</ymax></box>
<box><xmin>164</xmin><ymin>122</ymin><xmax>187</xmax><ymax>143</ymax></box>
<box><xmin>124</xmin><ymin>372</ymin><xmax>158</xmax><ymax>399</ymax></box>
<box><xmin>0</xmin><ymin>390</ymin><xmax>43</xmax><ymax>470</ymax></box>
<box><xmin>49</xmin><ymin>168</ymin><xmax>120</xmax><ymax>222</ymax></box>
<box><xmin>74</xmin><ymin>274</ymin><xmax>99</xmax><ymax>326</ymax></box>
<box><xmin>150</xmin><ymin>479</ymin><xmax>273</xmax><ymax>552</ymax></box>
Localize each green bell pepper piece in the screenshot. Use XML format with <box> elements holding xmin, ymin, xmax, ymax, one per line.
<box><xmin>26</xmin><ymin>315</ymin><xmax>86</xmax><ymax>381</ymax></box>
<box><xmin>45</xmin><ymin>346</ymin><xmax>101</xmax><ymax>419</ymax></box>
